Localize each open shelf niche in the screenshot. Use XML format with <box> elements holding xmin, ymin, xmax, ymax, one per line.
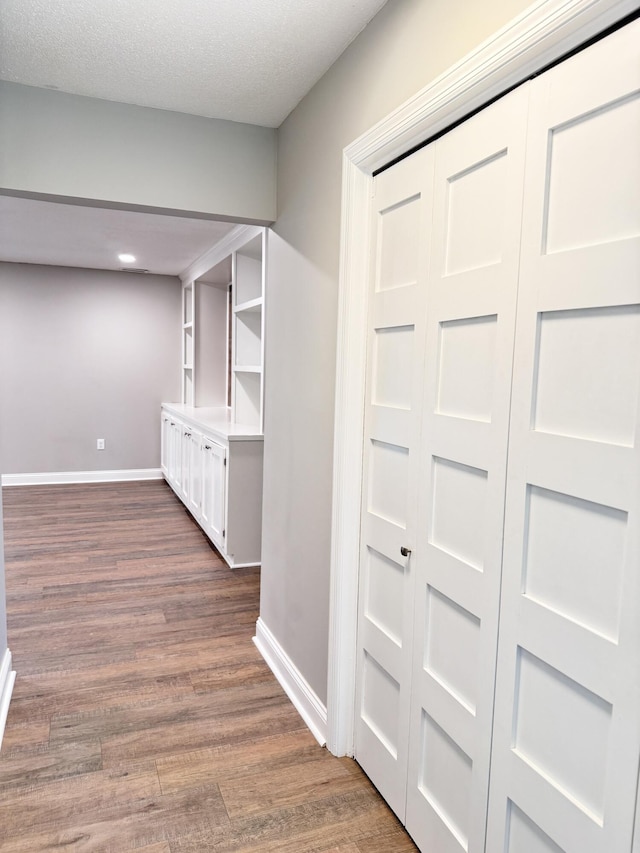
<box><xmin>179</xmin><ymin>227</ymin><xmax>266</xmax><ymax>432</ymax></box>
<box><xmin>181</xmin><ymin>281</ymin><xmax>194</xmax><ymax>405</ymax></box>
<box><xmin>232</xmin><ymin>231</ymin><xmax>265</xmax><ymax>431</ymax></box>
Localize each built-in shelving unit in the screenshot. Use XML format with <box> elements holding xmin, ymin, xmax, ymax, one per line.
<box><xmin>166</xmin><ymin>225</ymin><xmax>267</xmax><ymax>567</ymax></box>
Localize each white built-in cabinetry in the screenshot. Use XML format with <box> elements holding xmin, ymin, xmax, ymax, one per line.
<box><xmin>161</xmin><ymin>404</ymin><xmax>263</xmax><ymax>568</ymax></box>
<box><xmin>162</xmin><ymin>226</ymin><xmax>266</xmax><ymax>567</ymax></box>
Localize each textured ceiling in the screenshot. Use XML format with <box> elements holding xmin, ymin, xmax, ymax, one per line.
<box><xmin>0</xmin><ymin>196</ymin><xmax>236</xmax><ymax>276</ymax></box>
<box><xmin>0</xmin><ymin>0</ymin><xmax>389</xmax><ymax>127</ymax></box>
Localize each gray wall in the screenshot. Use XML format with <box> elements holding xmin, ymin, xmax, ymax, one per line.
<box><xmin>260</xmin><ymin>0</ymin><xmax>533</xmax><ymax>704</ymax></box>
<box><xmin>0</xmin><ymin>490</ymin><xmax>6</xmax><ymax>657</ymax></box>
<box><xmin>0</xmin><ymin>263</ymin><xmax>181</xmax><ymax>474</ymax></box>
<box><xmin>0</xmin><ymin>82</ymin><xmax>277</xmax><ymax>223</ymax></box>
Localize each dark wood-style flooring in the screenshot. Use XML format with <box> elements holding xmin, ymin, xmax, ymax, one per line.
<box><xmin>0</xmin><ymin>480</ymin><xmax>416</xmax><ymax>852</ymax></box>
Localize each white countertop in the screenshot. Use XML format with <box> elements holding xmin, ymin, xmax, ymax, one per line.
<box><xmin>161</xmin><ymin>403</ymin><xmax>263</xmax><ymax>442</ymax></box>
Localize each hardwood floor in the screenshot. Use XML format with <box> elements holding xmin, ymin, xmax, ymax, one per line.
<box><xmin>0</xmin><ymin>481</ymin><xmax>416</xmax><ymax>852</ymax></box>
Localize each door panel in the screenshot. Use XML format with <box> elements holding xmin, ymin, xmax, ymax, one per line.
<box><xmin>188</xmin><ymin>430</ymin><xmax>203</xmax><ymax>518</ymax></box>
<box><xmin>485</xmin><ymin>20</ymin><xmax>640</xmax><ymax>853</ymax></box>
<box><xmin>169</xmin><ymin>418</ymin><xmax>182</xmax><ymax>491</ymax></box>
<box><xmin>202</xmin><ymin>439</ymin><xmax>226</xmax><ymax>545</ymax></box>
<box><xmin>405</xmin><ymin>85</ymin><xmax>530</xmax><ymax>853</ymax></box>
<box><xmin>354</xmin><ymin>146</ymin><xmax>434</xmax><ymax>821</ymax></box>
<box><xmin>161</xmin><ymin>414</ymin><xmax>171</xmax><ymax>476</ymax></box>
<box><xmin>180</xmin><ymin>427</ymin><xmax>191</xmax><ymax>502</ymax></box>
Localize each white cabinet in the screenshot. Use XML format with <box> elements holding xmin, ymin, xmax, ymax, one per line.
<box><xmin>160</xmin><ymin>413</ymin><xmax>185</xmax><ymax>493</ymax></box>
<box><xmin>161</xmin><ymin>411</ymin><xmax>172</xmax><ymax>477</ymax></box>
<box><xmin>180</xmin><ymin>424</ymin><xmax>193</xmax><ymax>503</ymax></box>
<box><xmin>165</xmin><ymin>417</ymin><xmax>182</xmax><ymax>492</ymax></box>
<box><xmin>201</xmin><ymin>438</ymin><xmax>226</xmax><ymax>546</ymax></box>
<box><xmin>161</xmin><ymin>403</ymin><xmax>263</xmax><ymax>568</ymax></box>
<box><xmin>184</xmin><ymin>428</ymin><xmax>203</xmax><ymax>518</ymax></box>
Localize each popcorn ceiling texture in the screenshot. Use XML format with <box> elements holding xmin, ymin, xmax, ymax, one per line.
<box><xmin>0</xmin><ymin>0</ymin><xmax>388</xmax><ymax>127</ymax></box>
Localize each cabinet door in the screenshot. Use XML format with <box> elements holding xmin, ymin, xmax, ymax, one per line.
<box><xmin>161</xmin><ymin>414</ymin><xmax>171</xmax><ymax>476</ymax></box>
<box><xmin>202</xmin><ymin>439</ymin><xmax>226</xmax><ymax>546</ymax></box>
<box><xmin>169</xmin><ymin>419</ymin><xmax>182</xmax><ymax>490</ymax></box>
<box><xmin>180</xmin><ymin>426</ymin><xmax>192</xmax><ymax>503</ymax></box>
<box><xmin>188</xmin><ymin>430</ymin><xmax>203</xmax><ymax>519</ymax></box>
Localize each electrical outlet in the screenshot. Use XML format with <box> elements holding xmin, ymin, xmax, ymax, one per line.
<box><xmin>96</xmin><ymin>438</ymin><xmax>105</xmax><ymax>450</ymax></box>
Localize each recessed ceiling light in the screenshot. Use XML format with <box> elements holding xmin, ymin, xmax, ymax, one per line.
<box><xmin>118</xmin><ymin>253</ymin><xmax>136</xmax><ymax>263</ymax></box>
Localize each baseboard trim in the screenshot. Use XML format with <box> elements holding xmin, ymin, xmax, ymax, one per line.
<box><xmin>2</xmin><ymin>469</ymin><xmax>163</xmax><ymax>487</ymax></box>
<box><xmin>254</xmin><ymin>617</ymin><xmax>327</xmax><ymax>747</ymax></box>
<box><xmin>0</xmin><ymin>649</ymin><xmax>16</xmax><ymax>752</ymax></box>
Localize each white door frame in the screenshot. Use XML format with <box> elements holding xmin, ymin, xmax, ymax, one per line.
<box><xmin>326</xmin><ymin>0</ymin><xmax>637</xmax><ymax>757</ymax></box>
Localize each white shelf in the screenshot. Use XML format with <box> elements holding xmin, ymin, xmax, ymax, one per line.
<box><xmin>183</xmin><ymin>321</ymin><xmax>193</xmax><ymax>330</ymax></box>
<box><xmin>233</xmin><ymin>365</ymin><xmax>261</xmax><ymax>374</ymax></box>
<box><xmin>235</xmin><ymin>297</ymin><xmax>263</xmax><ymax>314</ymax></box>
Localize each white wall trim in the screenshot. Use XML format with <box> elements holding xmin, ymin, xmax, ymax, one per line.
<box><xmin>254</xmin><ymin>617</ymin><xmax>327</xmax><ymax>747</ymax></box>
<box><xmin>0</xmin><ymin>649</ymin><xmax>16</xmax><ymax>752</ymax></box>
<box><xmin>327</xmin><ymin>0</ymin><xmax>636</xmax><ymax>757</ymax></box>
<box><xmin>180</xmin><ymin>224</ymin><xmax>265</xmax><ymax>284</ymax></box>
<box><xmin>1</xmin><ymin>468</ymin><xmax>163</xmax><ymax>487</ymax></box>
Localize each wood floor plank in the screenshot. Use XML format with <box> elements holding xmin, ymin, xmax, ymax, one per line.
<box><xmin>218</xmin><ymin>757</ymin><xmax>362</xmax><ymax>819</ymax></box>
<box><xmin>0</xmin><ymin>741</ymin><xmax>103</xmax><ymax>795</ymax></box>
<box><xmin>169</xmin><ymin>787</ymin><xmax>405</xmax><ymax>853</ymax></box>
<box><xmin>0</xmin><ymin>481</ymin><xmax>416</xmax><ymax>852</ymax></box>
<box><xmin>356</xmin><ymin>829</ymin><xmax>420</xmax><ymax>852</ymax></box>
<box><xmin>157</xmin><ymin>729</ymin><xmax>333</xmax><ymax>795</ymax></box>
<box><xmin>0</xmin><ymin>719</ymin><xmax>50</xmax><ymax>753</ymax></box>
<box><xmin>100</xmin><ymin>693</ymin><xmax>308</xmax><ymax>769</ymax></box>
<box><xmin>8</xmin><ymin>671</ymin><xmax>194</xmax><ymax>721</ymax></box>
<box><xmin>316</xmin><ymin>846</ymin><xmax>360</xmax><ymax>853</ymax></box>
<box><xmin>0</xmin><ymin>785</ymin><xmax>229</xmax><ymax>852</ymax></box>
<box><xmin>0</xmin><ymin>761</ymin><xmax>162</xmax><ymax>829</ymax></box>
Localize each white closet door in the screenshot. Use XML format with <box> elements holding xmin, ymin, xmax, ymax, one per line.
<box><xmin>486</xmin><ymin>20</ymin><xmax>640</xmax><ymax>853</ymax></box>
<box><xmin>354</xmin><ymin>146</ymin><xmax>434</xmax><ymax>820</ymax></box>
<box><xmin>405</xmin><ymin>86</ymin><xmax>530</xmax><ymax>853</ymax></box>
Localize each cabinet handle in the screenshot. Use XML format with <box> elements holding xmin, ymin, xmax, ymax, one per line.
<box><xmin>204</xmin><ymin>445</ymin><xmax>211</xmax><ymax>450</ymax></box>
<box><xmin>400</xmin><ymin>546</ymin><xmax>412</xmax><ymax>557</ymax></box>
<box><xmin>170</xmin><ymin>422</ymin><xmax>175</xmax><ymax>426</ymax></box>
<box><xmin>184</xmin><ymin>432</ymin><xmax>191</xmax><ymax>438</ymax></box>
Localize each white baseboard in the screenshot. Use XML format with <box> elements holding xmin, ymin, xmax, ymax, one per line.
<box><xmin>2</xmin><ymin>469</ymin><xmax>163</xmax><ymax>487</ymax></box>
<box><xmin>254</xmin><ymin>617</ymin><xmax>327</xmax><ymax>747</ymax></box>
<box><xmin>0</xmin><ymin>649</ymin><xmax>16</xmax><ymax>752</ymax></box>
